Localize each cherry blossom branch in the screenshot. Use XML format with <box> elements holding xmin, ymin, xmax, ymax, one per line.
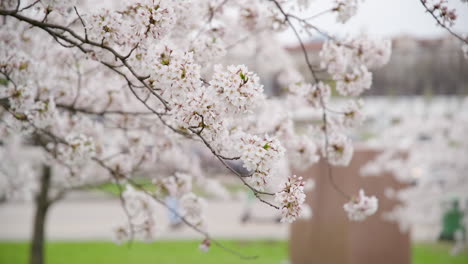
<box><xmin>70</xmin><ymin>55</ymin><xmax>83</xmax><ymax>107</ymax></box>
<box><xmin>196</xmin><ymin>0</ymin><xmax>230</xmax><ymax>37</ymax></box>
<box><xmin>18</xmin><ymin>0</ymin><xmax>40</xmax><ymax>12</ymax></box>
<box><xmin>47</xmin><ymin>67</ymin><xmax>270</xmax><ymax>215</ymax></box>
<box><xmin>99</xmin><ymin>61</ymin><xmax>192</xmax><ymax>138</ymax></box>
<box><xmin>91</xmin><ymin>157</ymin><xmax>258</xmax><ymax>259</ymax></box>
<box><xmin>0</xmin><ymin>9</ymin><xmax>169</xmax><ymax>110</ymax></box>
<box><xmin>269</xmin><ymin>0</ymin><xmax>318</xmax><ymax>82</ymax></box>
<box><xmin>304</xmin><ymin>8</ymin><xmax>334</xmax><ymax>21</ymax></box>
<box><xmin>319</xmin><ymin>97</ymin><xmax>351</xmax><ymax>200</ymax></box>
<box><xmin>114</xmin><ymin>177</ymin><xmax>137</xmax><ymax>244</ymax></box>
<box><xmin>419</xmin><ymin>0</ymin><xmax>468</xmax><ymax>45</ymax></box>
<box><xmin>1</xmin><ymin>3</ymin><xmax>286</xmax><ymax>216</ymax></box>
<box><xmin>127</xmin><ymin>179</ymin><xmax>258</xmax><ymax>260</ymax></box>
<box><xmin>2</xmin><ymin>55</ymin><xmax>271</xmax><ymax>252</ymax></box>
<box><xmin>189</xmin><ymin>127</ymin><xmax>279</xmax><ymax>209</ymax></box>
<box><xmin>1</xmin><ymin>103</ymin><xmax>257</xmax><ymax>259</ymax></box>
<box><xmin>269</xmin><ymin>0</ymin><xmax>351</xmax><ymax>200</ymax></box>
<box><xmin>73</xmin><ymin>6</ymin><xmax>88</xmax><ymax>42</ymax></box>
<box><xmin>287</xmin><ymin>14</ymin><xmax>354</xmax><ymax>49</ymax></box>
<box><xmin>56</xmin><ymin>103</ymin><xmax>157</xmax><ymax>117</ymax></box>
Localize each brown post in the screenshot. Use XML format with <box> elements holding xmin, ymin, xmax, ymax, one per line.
<box><xmin>30</xmin><ymin>165</ymin><xmax>52</xmax><ymax>264</ymax></box>
<box><xmin>290</xmin><ymin>148</ymin><xmax>410</xmax><ymax>264</ymax></box>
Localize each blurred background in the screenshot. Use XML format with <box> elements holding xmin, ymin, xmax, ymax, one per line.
<box><xmin>1</xmin><ymin>0</ymin><xmax>468</xmax><ymax>264</ymax></box>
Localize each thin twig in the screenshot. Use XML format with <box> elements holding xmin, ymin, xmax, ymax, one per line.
<box><xmin>419</xmin><ymin>0</ymin><xmax>468</xmax><ymax>45</ymax></box>
<box><xmin>269</xmin><ymin>0</ymin><xmax>351</xmax><ymax>200</ymax></box>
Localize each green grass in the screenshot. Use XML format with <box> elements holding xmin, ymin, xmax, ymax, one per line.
<box><xmin>0</xmin><ymin>241</ymin><xmax>287</xmax><ymax>264</ymax></box>
<box><xmin>413</xmin><ymin>242</ymin><xmax>468</xmax><ymax>264</ymax></box>
<box><xmin>0</xmin><ymin>241</ymin><xmax>467</xmax><ymax>264</ymax></box>
<box><xmin>92</xmin><ymin>179</ymin><xmax>155</xmax><ymax>196</ymax></box>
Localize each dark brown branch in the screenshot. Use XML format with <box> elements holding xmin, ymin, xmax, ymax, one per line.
<box><xmin>73</xmin><ymin>6</ymin><xmax>88</xmax><ymax>41</ymax></box>
<box><xmin>57</xmin><ymin>103</ymin><xmax>156</xmax><ymax>117</ymax></box>
<box><xmin>287</xmin><ymin>14</ymin><xmax>354</xmax><ymax>49</ymax></box>
<box><xmin>419</xmin><ymin>0</ymin><xmax>468</xmax><ymax>45</ymax></box>
<box><xmin>0</xmin><ymin>10</ymin><xmax>170</xmax><ymax>109</ymax></box>
<box><xmin>189</xmin><ymin>128</ymin><xmax>279</xmax><ymax>209</ymax></box>
<box><xmin>19</xmin><ymin>0</ymin><xmax>40</xmax><ymax>12</ymax></box>
<box><xmin>1</xmin><ymin>6</ymin><xmax>281</xmax><ymax>215</ymax></box>
<box><xmin>269</xmin><ymin>0</ymin><xmax>318</xmax><ymax>82</ymax></box>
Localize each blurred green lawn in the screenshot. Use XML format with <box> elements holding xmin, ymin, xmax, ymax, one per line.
<box><xmin>0</xmin><ymin>241</ymin><xmax>467</xmax><ymax>264</ymax></box>
<box><xmin>93</xmin><ymin>181</ymin><xmax>246</xmax><ymax>198</ymax></box>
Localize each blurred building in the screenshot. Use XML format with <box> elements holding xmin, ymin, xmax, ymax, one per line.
<box><xmin>285</xmin><ymin>36</ymin><xmax>468</xmax><ymax>96</ymax></box>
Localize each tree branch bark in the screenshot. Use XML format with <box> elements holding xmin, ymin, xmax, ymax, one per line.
<box><xmin>30</xmin><ymin>165</ymin><xmax>52</xmax><ymax>264</ymax></box>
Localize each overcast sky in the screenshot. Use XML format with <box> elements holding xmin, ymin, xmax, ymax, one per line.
<box><xmin>280</xmin><ymin>0</ymin><xmax>468</xmax><ymax>45</ymax></box>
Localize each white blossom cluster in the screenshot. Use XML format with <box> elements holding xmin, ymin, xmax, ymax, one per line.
<box><xmin>152</xmin><ymin>172</ymin><xmax>206</xmax><ymax>228</ymax></box>
<box><xmin>191</xmin><ymin>34</ymin><xmax>227</xmax><ymax>65</ymax></box>
<box><xmin>287</xmin><ymin>135</ymin><xmax>320</xmax><ymax>171</ymax></box>
<box><xmin>424</xmin><ymin>0</ymin><xmax>458</xmax><ymax>26</ymax></box>
<box><xmin>242</xmin><ymin>102</ymin><xmax>321</xmax><ymax>172</ymax></box>
<box><xmin>148</xmin><ymin>48</ymin><xmax>202</xmax><ymax>101</ymax></box>
<box><xmin>84</xmin><ymin>0</ymin><xmax>177</xmax><ymax>49</ymax></box>
<box><xmin>333</xmin><ymin>0</ymin><xmax>363</xmax><ymax>23</ymax></box>
<box><xmin>275</xmin><ymin>175</ymin><xmax>307</xmax><ymax>223</ymax></box>
<box><xmin>210</xmin><ymin>64</ymin><xmax>265</xmax><ymax>114</ymax></box>
<box><xmin>281</xmin><ymin>34</ymin><xmax>391</xmax><ymax>170</ymax></box>
<box><xmin>0</xmin><ymin>136</ymin><xmax>40</xmax><ymax>201</ymax></box>
<box><xmin>335</xmin><ymin>65</ymin><xmax>372</xmax><ymax>97</ymax></box>
<box><xmin>154</xmin><ymin>172</ymin><xmax>192</xmax><ymax>198</ymax></box>
<box><xmin>277</xmin><ymin>36</ymin><xmax>388</xmax><ymax>170</ymax></box>
<box><xmin>349</xmin><ymin>37</ymin><xmax>392</xmax><ymax>69</ymax></box>
<box><xmin>325</xmin><ymin>132</ymin><xmax>354</xmax><ymax>166</ymax></box>
<box><xmin>57</xmin><ymin>134</ymin><xmax>96</xmax><ymax>167</ymax></box>
<box><xmin>340</xmin><ymin>100</ymin><xmax>365</xmax><ymax>128</ymax></box>
<box><xmin>85</xmin><ymin>10</ymin><xmax>124</xmax><ymax>47</ymax></box>
<box><xmin>130</xmin><ymin>0</ymin><xmax>177</xmax><ymax>41</ymax></box>
<box><xmin>237</xmin><ymin>0</ymin><xmax>286</xmax><ymax>32</ymax></box>
<box><xmin>343</xmin><ymin>189</ymin><xmax>378</xmax><ymax>221</ymax></box>
<box><xmin>114</xmin><ymin>185</ymin><xmax>159</xmax><ymax>243</ymax></box>
<box><xmin>320</xmin><ymin>37</ymin><xmax>391</xmax><ymax>97</ymax></box>
<box><xmin>238</xmin><ymin>134</ymin><xmax>285</xmax><ymax>190</ymax></box>
<box><xmin>26</xmin><ymin>98</ymin><xmax>57</xmax><ymax>129</ymax></box>
<box><xmin>1</xmin><ymin>84</ymin><xmax>35</xmax><ymax>113</ymax></box>
<box><xmin>0</xmin><ymin>0</ymin><xmax>401</xmax><ymax>245</ymax></box>
<box><xmin>180</xmin><ymin>192</ymin><xmax>206</xmax><ymax>227</ymax></box>
<box><xmin>288</xmin><ymin>81</ymin><xmax>331</xmax><ymax>108</ymax></box>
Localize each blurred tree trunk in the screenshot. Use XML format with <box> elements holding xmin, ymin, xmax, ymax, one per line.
<box><xmin>30</xmin><ymin>165</ymin><xmax>51</xmax><ymax>264</ymax></box>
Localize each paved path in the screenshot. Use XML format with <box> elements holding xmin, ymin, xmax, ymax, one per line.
<box><xmin>0</xmin><ymin>197</ymin><xmax>288</xmax><ymax>241</ymax></box>
<box><xmin>0</xmin><ymin>194</ymin><xmax>436</xmax><ymax>242</ymax></box>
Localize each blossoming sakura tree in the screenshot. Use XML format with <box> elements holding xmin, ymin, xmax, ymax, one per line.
<box><xmin>0</xmin><ymin>0</ymin><xmax>466</xmax><ymax>263</ymax></box>
<box><xmin>360</xmin><ymin>97</ymin><xmax>468</xmax><ymax>255</ymax></box>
